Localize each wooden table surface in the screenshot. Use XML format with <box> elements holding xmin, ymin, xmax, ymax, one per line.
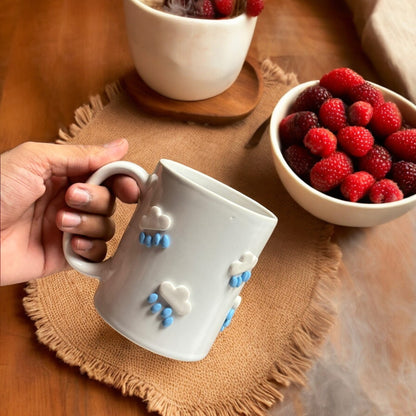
<box><xmin>1</xmin><ymin>1</ymin><xmax>415</xmax><ymax>415</ymax></box>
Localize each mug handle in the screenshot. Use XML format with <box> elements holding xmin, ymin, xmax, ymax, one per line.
<box><xmin>62</xmin><ymin>161</ymin><xmax>150</xmax><ymax>279</ymax></box>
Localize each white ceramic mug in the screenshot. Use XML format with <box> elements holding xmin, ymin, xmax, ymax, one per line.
<box><xmin>63</xmin><ymin>160</ymin><xmax>277</xmax><ymax>361</ymax></box>
<box><xmin>123</xmin><ymin>0</ymin><xmax>257</xmax><ymax>101</ymax></box>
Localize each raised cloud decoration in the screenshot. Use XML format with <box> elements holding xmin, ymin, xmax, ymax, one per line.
<box><xmin>159</xmin><ymin>281</ymin><xmax>192</xmax><ymax>316</ymax></box>
<box><xmin>228</xmin><ymin>251</ymin><xmax>258</xmax><ymax>276</ymax></box>
<box><xmin>140</xmin><ymin>205</ymin><xmax>172</xmax><ymax>231</ymax></box>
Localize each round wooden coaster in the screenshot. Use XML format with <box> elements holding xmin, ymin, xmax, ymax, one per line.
<box><xmin>122</xmin><ymin>58</ymin><xmax>264</xmax><ymax>125</ymax></box>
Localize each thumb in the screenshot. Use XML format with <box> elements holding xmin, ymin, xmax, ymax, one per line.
<box><xmin>26</xmin><ymin>138</ymin><xmax>129</xmax><ymax>179</ymax></box>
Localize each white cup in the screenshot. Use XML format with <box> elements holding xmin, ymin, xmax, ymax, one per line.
<box><xmin>123</xmin><ymin>0</ymin><xmax>257</xmax><ymax>101</ymax></box>
<box><xmin>63</xmin><ymin>160</ymin><xmax>277</xmax><ymax>361</ymax></box>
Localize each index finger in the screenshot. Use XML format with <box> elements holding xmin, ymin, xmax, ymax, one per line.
<box><xmin>105</xmin><ymin>175</ymin><xmax>141</xmax><ymax>204</ymax></box>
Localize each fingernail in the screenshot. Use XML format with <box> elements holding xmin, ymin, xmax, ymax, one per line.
<box><xmin>104</xmin><ymin>138</ymin><xmax>127</xmax><ymax>148</ymax></box>
<box><xmin>69</xmin><ymin>188</ymin><xmax>91</xmax><ymax>207</ymax></box>
<box><xmin>61</xmin><ymin>212</ymin><xmax>82</xmax><ymax>228</ymax></box>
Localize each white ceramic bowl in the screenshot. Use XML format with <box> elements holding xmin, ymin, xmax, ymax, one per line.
<box><xmin>269</xmin><ymin>80</ymin><xmax>416</xmax><ymax>227</ymax></box>
<box><xmin>123</xmin><ymin>0</ymin><xmax>257</xmax><ymax>101</ymax></box>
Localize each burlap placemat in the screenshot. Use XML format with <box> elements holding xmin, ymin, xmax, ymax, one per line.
<box><xmin>23</xmin><ymin>60</ymin><xmax>341</xmax><ymax>416</ymax></box>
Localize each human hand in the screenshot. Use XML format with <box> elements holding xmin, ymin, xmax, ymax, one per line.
<box><xmin>0</xmin><ymin>139</ymin><xmax>140</xmax><ymax>286</ymax></box>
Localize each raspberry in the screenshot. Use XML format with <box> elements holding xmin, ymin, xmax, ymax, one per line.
<box><xmin>319</xmin><ymin>68</ymin><xmax>365</xmax><ymax>96</ymax></box>
<box><xmin>319</xmin><ymin>98</ymin><xmax>348</xmax><ymax>132</ymax></box>
<box><xmin>348</xmin><ymin>101</ymin><xmax>373</xmax><ymax>126</ymax></box>
<box><xmin>340</xmin><ymin>171</ymin><xmax>375</xmax><ymax>202</ymax></box>
<box><xmin>292</xmin><ymin>85</ymin><xmax>332</xmax><ymax>113</ymax></box>
<box><xmin>370</xmin><ymin>102</ymin><xmax>402</xmax><ymax>137</ymax></box>
<box><xmin>214</xmin><ymin>0</ymin><xmax>234</xmax><ymax>15</ymax></box>
<box><xmin>337</xmin><ymin>126</ymin><xmax>374</xmax><ymax>157</ymax></box>
<box><xmin>195</xmin><ymin>0</ymin><xmax>216</xmax><ymax>17</ymax></box>
<box><xmin>200</xmin><ymin>0</ymin><xmax>216</xmax><ymax>17</ymax></box>
<box><xmin>310</xmin><ymin>151</ymin><xmax>353</xmax><ymax>192</ymax></box>
<box><xmin>369</xmin><ymin>179</ymin><xmax>403</xmax><ymax>203</ymax></box>
<box><xmin>385</xmin><ymin>129</ymin><xmax>416</xmax><ymax>162</ymax></box>
<box><xmin>283</xmin><ymin>145</ymin><xmax>317</xmax><ymax>178</ymax></box>
<box><xmin>348</xmin><ymin>82</ymin><xmax>385</xmax><ymax>108</ymax></box>
<box><xmin>391</xmin><ymin>161</ymin><xmax>416</xmax><ymax>196</ymax></box>
<box><xmin>303</xmin><ymin>127</ymin><xmax>337</xmax><ymax>157</ymax></box>
<box><xmin>246</xmin><ymin>0</ymin><xmax>264</xmax><ymax>16</ymax></box>
<box><xmin>278</xmin><ymin>111</ymin><xmax>320</xmax><ymax>148</ymax></box>
<box><xmin>358</xmin><ymin>145</ymin><xmax>392</xmax><ymax>179</ymax></box>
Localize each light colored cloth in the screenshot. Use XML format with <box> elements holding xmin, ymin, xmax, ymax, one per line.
<box><xmin>23</xmin><ymin>61</ymin><xmax>341</xmax><ymax>416</ymax></box>
<box><xmin>345</xmin><ymin>0</ymin><xmax>416</xmax><ymax>102</ymax></box>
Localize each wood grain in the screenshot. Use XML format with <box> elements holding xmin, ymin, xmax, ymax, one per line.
<box><xmin>123</xmin><ymin>58</ymin><xmax>263</xmax><ymax>125</ymax></box>
<box><xmin>1</xmin><ymin>1</ymin><xmax>414</xmax><ymax>415</ymax></box>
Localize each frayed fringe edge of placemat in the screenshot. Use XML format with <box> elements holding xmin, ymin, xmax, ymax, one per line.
<box><xmin>261</xmin><ymin>59</ymin><xmax>298</xmax><ymax>86</ymax></box>
<box><xmin>56</xmin><ymin>59</ymin><xmax>297</xmax><ymax>144</ymax></box>
<box><xmin>24</xmin><ymin>59</ymin><xmax>342</xmax><ymax>416</ymax></box>
<box><xmin>56</xmin><ymin>81</ymin><xmax>123</xmax><ymax>144</ymax></box>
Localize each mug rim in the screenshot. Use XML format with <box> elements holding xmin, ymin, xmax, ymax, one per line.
<box><xmin>160</xmin><ymin>159</ymin><xmax>277</xmax><ymax>222</ymax></box>
<box><xmin>125</xmin><ymin>0</ymin><xmax>253</xmax><ymax>25</ymax></box>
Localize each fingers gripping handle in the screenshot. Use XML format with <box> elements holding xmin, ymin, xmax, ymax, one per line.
<box><xmin>62</xmin><ymin>161</ymin><xmax>149</xmax><ymax>279</ymax></box>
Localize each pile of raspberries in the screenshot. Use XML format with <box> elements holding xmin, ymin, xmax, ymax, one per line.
<box><xmin>163</xmin><ymin>0</ymin><xmax>264</xmax><ymax>18</ymax></box>
<box><xmin>279</xmin><ymin>67</ymin><xmax>416</xmax><ymax>203</ymax></box>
